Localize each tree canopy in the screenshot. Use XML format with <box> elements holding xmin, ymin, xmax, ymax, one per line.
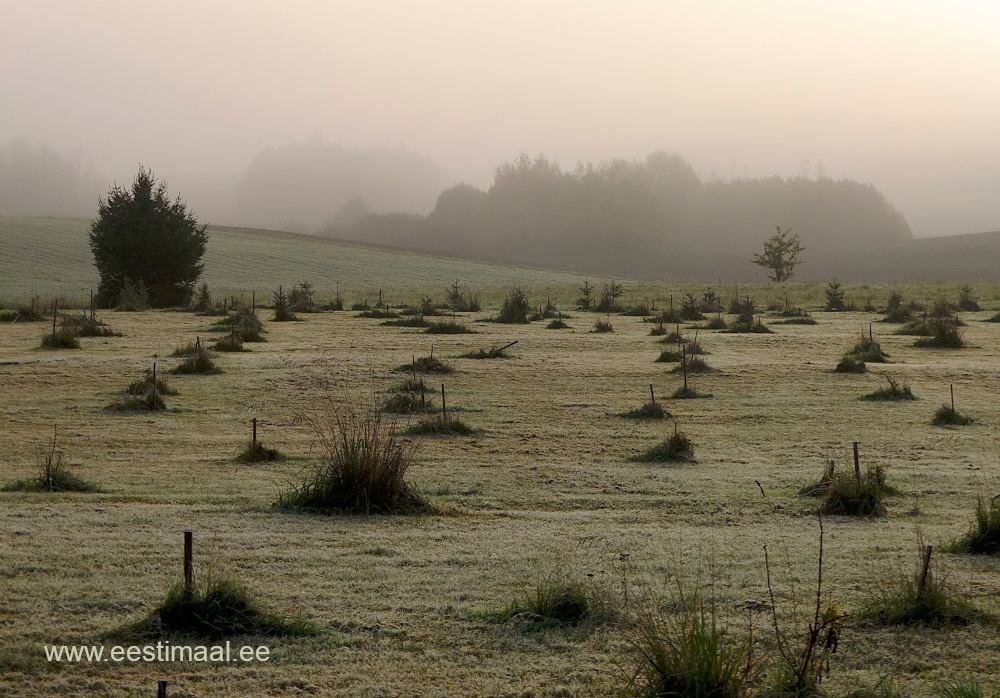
<box><xmin>89</xmin><ymin>167</ymin><xmax>208</xmax><ymax>308</ymax></box>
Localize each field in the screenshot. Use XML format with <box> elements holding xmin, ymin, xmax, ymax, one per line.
<box><xmin>2</xmin><ymin>220</ymin><xmax>1000</xmax><ymax>697</ymax></box>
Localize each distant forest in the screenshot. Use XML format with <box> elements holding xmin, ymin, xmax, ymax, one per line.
<box><xmin>326</xmin><ymin>152</ymin><xmax>912</xmax><ymax>279</ymax></box>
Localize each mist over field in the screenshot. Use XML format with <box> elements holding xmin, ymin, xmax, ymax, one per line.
<box><xmin>2</xmin><ymin>1</ymin><xmax>999</xmax><ymax>278</ymax></box>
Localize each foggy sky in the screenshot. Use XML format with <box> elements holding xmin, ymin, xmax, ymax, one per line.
<box><xmin>2</xmin><ymin>0</ymin><xmax>998</xmax><ymax>237</ymax></box>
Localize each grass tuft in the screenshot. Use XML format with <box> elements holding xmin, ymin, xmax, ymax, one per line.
<box><xmin>459</xmin><ymin>345</ymin><xmax>510</xmax><ymax>359</ymax></box>
<box><xmin>671</xmin><ymin>357</ymin><xmax>712</xmax><ymax>374</ymax></box>
<box><xmin>946</xmin><ymin>495</ymin><xmax>1000</xmax><ymax>555</ymax></box>
<box><xmin>236</xmin><ymin>440</ymin><xmax>282</xmax><ymax>463</ymax></box>
<box><xmin>381</xmin><ymin>392</ymin><xmax>435</xmax><ymax>414</ymax></box>
<box><xmin>861</xmin><ymin>376</ymin><xmax>915</xmax><ymax>401</ymax></box>
<box><xmin>157</xmin><ymin>573</ymin><xmax>318</xmax><ymax>639</ymax></box>
<box><xmin>395</xmin><ymin>355</ymin><xmax>453</xmax><ymax>374</ymax></box>
<box><xmin>656</xmin><ymin>350</ymin><xmax>682</xmax><ymax>363</ymax></box>
<box><xmin>2</xmin><ymin>431</ymin><xmax>101</xmax><ymax>493</ymax></box>
<box><xmin>637</xmin><ymin>430</ymin><xmax>695</xmax><ymax>463</ymax></box>
<box><xmin>382</xmin><ymin>316</ymin><xmax>430</xmax><ymax>328</ymax></box>
<box><xmin>932</xmin><ymin>405</ymin><xmax>973</xmax><ymax>426</ymax></box>
<box><xmin>834</xmin><ymin>355</ymin><xmax>867</xmax><ymax>373</ymax></box>
<box><xmin>407</xmin><ymin>415</ymin><xmax>476</xmax><ymax>436</ymax></box>
<box><xmin>593</xmin><ymin>318</ymin><xmax>614</xmax><ymax>333</ymax></box>
<box><xmin>488</xmin><ymin>575</ymin><xmax>610</xmax><ymax>630</ymax></box>
<box><xmin>40</xmin><ymin>327</ymin><xmax>80</xmax><ymax>349</ymax></box>
<box><xmin>802</xmin><ymin>463</ymin><xmax>896</xmax><ymax>516</ymax></box>
<box><xmin>546</xmin><ymin>318</ymin><xmax>570</xmax><ymax>329</ymax></box>
<box><xmin>620</xmin><ymin>402</ymin><xmax>671</xmax><ymax>419</ymax></box>
<box><xmin>861</xmin><ymin>561</ymin><xmax>981</xmax><ymax>627</ymax></box>
<box><xmin>276</xmin><ymin>404</ymin><xmax>429</xmax><ymax>514</ymax></box>
<box><xmin>425</xmin><ymin>320</ymin><xmax>475</xmax><ymax>334</ymax></box>
<box><xmin>671</xmin><ymin>387</ymin><xmax>712</xmax><ymax>399</ymax></box>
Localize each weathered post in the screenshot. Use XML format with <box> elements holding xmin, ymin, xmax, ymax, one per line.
<box><xmin>918</xmin><ymin>545</ymin><xmax>933</xmax><ymax>596</ymax></box>
<box><xmin>158</xmin><ymin>680</ymin><xmax>169</xmax><ymax>698</ymax></box>
<box><xmin>853</xmin><ymin>441</ymin><xmax>860</xmax><ymax>486</ymax></box>
<box><xmin>440</xmin><ymin>384</ymin><xmax>447</xmax><ymax>427</ymax></box>
<box><xmin>252</xmin><ymin>417</ymin><xmax>258</xmax><ymax>449</ymax></box>
<box><xmin>183</xmin><ymin>531</ymin><xmax>193</xmax><ymax>594</ymax></box>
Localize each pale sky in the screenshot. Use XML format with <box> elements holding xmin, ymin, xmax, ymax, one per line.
<box><xmin>2</xmin><ymin>0</ymin><xmax>998</xmax><ymax>237</ymax></box>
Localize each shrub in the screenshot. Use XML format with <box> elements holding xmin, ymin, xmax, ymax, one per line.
<box><xmin>276</xmin><ymin>404</ymin><xmax>428</xmax><ymax>514</ymax></box>
<box><xmin>825</xmin><ymin>279</ymin><xmax>847</xmax><ymax>311</ymax></box>
<box><xmin>957</xmin><ymin>285</ymin><xmax>981</xmax><ymax>312</ymax></box>
<box><xmin>946</xmin><ymin>495</ymin><xmax>1000</xmax><ymax>555</ymax></box>
<box><xmin>705</xmin><ymin>316</ymin><xmax>728</xmax><ymax>330</ymax></box>
<box><xmin>0</xmin><ymin>300</ymin><xmax>44</xmax><ymax>322</ymax></box>
<box><xmin>593</xmin><ymin>317</ymin><xmax>614</xmax><ymax>333</ymax></box>
<box><xmin>932</xmin><ymin>405</ymin><xmax>973</xmax><ymax>426</ymax></box>
<box><xmin>847</xmin><ymin>336</ymin><xmax>889</xmax><ymax>363</ymax></box>
<box><xmin>1</xmin><ymin>430</ymin><xmax>100</xmax><ymax>493</ymax></box>
<box><xmin>637</xmin><ymin>429</ymin><xmax>695</xmax><ymax>463</ymax></box>
<box><xmin>577</xmin><ymin>280</ymin><xmax>595</xmax><ymax>310</ymax></box>
<box><xmin>425</xmin><ymin>320</ymin><xmax>475</xmax><ymax>334</ymax></box>
<box><xmin>288</xmin><ymin>281</ymin><xmax>316</xmax><ymax>313</ymax></box>
<box><xmin>393</xmin><ymin>378</ymin><xmax>428</xmax><ymax>394</ymax></box>
<box><xmin>913</xmin><ymin>321</ymin><xmax>965</xmax><ymax>348</ymax></box>
<box><xmin>983</xmin><ymin>313</ymin><xmax>1000</xmax><ymax>323</ymax></box>
<box><xmin>861</xmin><ymin>375</ymin><xmax>915</xmax><ymax>401</ymax></box>
<box><xmin>215</xmin><ymin>307</ymin><xmax>265</xmax><ymax>342</ymax></box>
<box><xmin>623</xmin><ymin>304</ymin><xmax>653</xmax><ymax>317</ymax></box>
<box><xmin>157</xmin><ymin>573</ymin><xmax>317</xmax><ymax>639</ymax></box>
<box><xmin>546</xmin><ymin>318</ymin><xmax>570</xmax><ymax>329</ymax></box>
<box><xmin>190</xmin><ymin>282</ymin><xmax>212</xmax><ymax>312</ymax></box>
<box><xmin>40</xmin><ymin>327</ymin><xmax>80</xmax><ymax>349</ymax></box>
<box><xmin>489</xmin><ymin>575</ymin><xmax>610</xmax><ymax>629</ymax></box>
<box><xmin>106</xmin><ymin>369</ymin><xmax>171</xmax><ymax>411</ymax></box>
<box><xmin>64</xmin><ymin>315</ymin><xmax>120</xmax><ymax>337</ymax></box>
<box><xmin>775</xmin><ymin>314</ymin><xmax>817</xmax><ymax>325</ymax></box>
<box><xmin>626</xmin><ymin>594</ymin><xmax>753</xmax><ymax>698</ymax></box>
<box><xmin>271</xmin><ymin>285</ymin><xmax>299</xmax><ymax>322</ymax></box>
<box><xmin>494</xmin><ymin>288</ymin><xmax>531</xmax><ymax>323</ymax></box>
<box><xmin>935</xmin><ymin>679</ymin><xmax>999</xmax><ymax>698</ymax></box>
<box><xmin>172</xmin><ymin>353</ymin><xmax>221</xmax><ymax>375</ymax></box>
<box><xmin>882</xmin><ymin>290</ymin><xmax>912</xmax><ymax>323</ymax></box>
<box><xmin>679</xmin><ymin>294</ymin><xmax>705</xmax><ymax>320</ymax></box>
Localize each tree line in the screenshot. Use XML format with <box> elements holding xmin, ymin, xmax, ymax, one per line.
<box><xmin>333</xmin><ymin>152</ymin><xmax>911</xmax><ymax>280</ymax></box>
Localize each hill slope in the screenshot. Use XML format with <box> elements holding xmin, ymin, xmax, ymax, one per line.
<box><xmin>0</xmin><ymin>217</ymin><xmax>589</xmax><ymax>301</ymax></box>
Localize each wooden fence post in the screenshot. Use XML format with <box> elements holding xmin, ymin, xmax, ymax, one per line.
<box><xmin>853</xmin><ymin>441</ymin><xmax>860</xmax><ymax>486</ymax></box>
<box><xmin>918</xmin><ymin>545</ymin><xmax>933</xmax><ymax>596</ymax></box>
<box><xmin>183</xmin><ymin>531</ymin><xmax>193</xmax><ymax>593</ymax></box>
<box><xmin>157</xmin><ymin>680</ymin><xmax>169</xmax><ymax>698</ymax></box>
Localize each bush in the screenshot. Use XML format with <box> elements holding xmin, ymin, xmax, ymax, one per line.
<box><xmin>276</xmin><ymin>404</ymin><xmax>428</xmax><ymax>514</ymax></box>
<box><xmin>211</xmin><ymin>332</ymin><xmax>246</xmax><ymax>352</ymax></box>
<box><xmin>1</xmin><ymin>430</ymin><xmax>101</xmax><ymax>493</ymax></box>
<box><xmin>705</xmin><ymin>316</ymin><xmax>728</xmax><ymax>330</ymax></box>
<box><xmin>637</xmin><ymin>429</ymin><xmax>695</xmax><ymax>463</ymax></box>
<box><xmin>459</xmin><ymin>345</ymin><xmax>511</xmax><ymax>359</ymax></box>
<box><xmin>882</xmin><ymin>290</ymin><xmax>913</xmax><ymax>323</ymax></box>
<box><xmin>157</xmin><ymin>573</ymin><xmax>317</xmax><ymax>639</ymax></box>
<box><xmin>172</xmin><ymin>353</ymin><xmax>221</xmax><ymax>375</ymax></box>
<box><xmin>775</xmin><ymin>314</ymin><xmax>817</xmax><ymax>325</ymax></box>
<box><xmin>932</xmin><ymin>405</ymin><xmax>973</xmax><ymax>426</ymax></box>
<box><xmin>946</xmin><ymin>495</ymin><xmax>1000</xmax><ymax>555</ymax></box>
<box><xmin>656</xmin><ymin>350</ymin><xmax>682</xmax><ymax>363</ymax></box>
<box><xmin>106</xmin><ymin>370</ymin><xmax>171</xmax><ymax>411</ymax></box>
<box><xmin>271</xmin><ymin>285</ymin><xmax>298</xmax><ymax>322</ymax></box>
<box><xmin>407</xmin><ymin>415</ymin><xmax>475</xmax><ymax>436</ymax></box>
<box><xmin>671</xmin><ymin>357</ymin><xmax>711</xmax><ymax>373</ymax></box>
<box><xmin>495</xmin><ymin>288</ymin><xmax>531</xmax><ymax>324</ymax></box>
<box><xmin>825</xmin><ymin>279</ymin><xmax>847</xmax><ymax>311</ymax></box>
<box><xmin>847</xmin><ymin>336</ymin><xmax>889</xmax><ymax>363</ymax></box>
<box><xmin>64</xmin><ymin>315</ymin><xmax>119</xmax><ymax>337</ymax></box>
<box><xmin>626</xmin><ymin>594</ymin><xmax>752</xmax><ymax>698</ymax></box>
<box><xmin>671</xmin><ymin>387</ymin><xmax>712</xmax><ymax>400</ymax></box>
<box><xmin>861</xmin><ymin>375</ymin><xmax>915</xmax><ymax>401</ymax></box>
<box><xmin>288</xmin><ymin>281</ymin><xmax>316</xmax><ymax>312</ymax></box>
<box><xmin>215</xmin><ymin>307</ymin><xmax>265</xmax><ymax>342</ymax></box>
<box><xmin>546</xmin><ymin>318</ymin><xmax>570</xmax><ymax>329</ymax></box>
<box><xmin>40</xmin><ymin>327</ymin><xmax>80</xmax><ymax>349</ymax></box>
<box><xmin>914</xmin><ymin>321</ymin><xmax>965</xmax><ymax>348</ymax></box>
<box><xmin>679</xmin><ymin>294</ymin><xmax>705</xmax><ymax>320</ymax></box>
<box><xmin>622</xmin><ymin>304</ymin><xmax>653</xmax><ymax>317</ymax></box>
<box><xmin>957</xmin><ymin>285</ymin><xmax>981</xmax><ymax>312</ymax></box>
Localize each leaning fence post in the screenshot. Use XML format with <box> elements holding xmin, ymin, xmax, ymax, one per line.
<box><xmin>649</xmin><ymin>383</ymin><xmax>655</xmax><ymax>406</ymax></box>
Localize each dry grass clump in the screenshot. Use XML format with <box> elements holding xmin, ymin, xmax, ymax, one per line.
<box><xmin>547</xmin><ymin>317</ymin><xmax>570</xmax><ymax>329</ymax></box>
<box><xmin>671</xmin><ymin>357</ymin><xmax>711</xmax><ymax>374</ymax></box>
<box><xmin>395</xmin><ymin>355</ymin><xmax>453</xmax><ymax>374</ymax></box>
<box><xmin>106</xmin><ymin>369</ymin><xmax>173</xmax><ymax>411</ymax></box>
<box><xmin>656</xmin><ymin>349</ymin><xmax>682</xmax><ymax>363</ymax></box>
<box><xmin>170</xmin><ymin>340</ymin><xmax>220</xmax><ymax>375</ymax></box>
<box><xmin>636</xmin><ymin>429</ymin><xmax>695</xmax><ymax>463</ymax></box>
<box><xmin>913</xmin><ymin>321</ymin><xmax>965</xmax><ymax>348</ymax></box>
<box><xmin>932</xmin><ymin>405</ymin><xmax>973</xmax><ymax>426</ymax></box>
<box><xmin>626</xmin><ymin>592</ymin><xmax>753</xmax><ymax>698</ymax></box>
<box><xmin>946</xmin><ymin>495</ymin><xmax>1000</xmax><ymax>555</ymax></box>
<box><xmin>382</xmin><ymin>316</ymin><xmax>430</xmax><ymax>328</ymax></box>
<box><xmin>276</xmin><ymin>403</ymin><xmax>428</xmax><ymax>514</ymax></box>
<box><xmin>40</xmin><ymin>327</ymin><xmax>80</xmax><ymax>349</ymax></box>
<box><xmin>459</xmin><ymin>345</ymin><xmax>510</xmax><ymax>359</ymax></box>
<box><xmin>407</xmin><ymin>414</ymin><xmax>476</xmax><ymax>436</ymax></box>
<box><xmin>801</xmin><ymin>462</ymin><xmax>895</xmax><ymax>516</ymax></box>
<box><xmin>381</xmin><ymin>391</ymin><xmax>435</xmax><ymax>415</ymax></box>
<box><xmin>65</xmin><ymin>315</ymin><xmax>120</xmax><ymax>337</ymax></box>
<box><xmin>236</xmin><ymin>439</ymin><xmax>282</xmax><ymax>463</ymax></box>
<box><xmin>861</xmin><ymin>554</ymin><xmax>981</xmax><ymax>627</ymax></box>
<box><xmin>593</xmin><ymin>317</ymin><xmax>614</xmax><ymax>333</ymax></box>
<box><xmin>861</xmin><ymin>375</ymin><xmax>915</xmax><ymax>401</ymax></box>
<box><xmin>156</xmin><ymin>573</ymin><xmax>318</xmax><ymax>639</ymax></box>
<box><xmin>620</xmin><ymin>402</ymin><xmax>671</xmax><ymax>419</ymax></box>
<box><xmin>2</xmin><ymin>430</ymin><xmax>101</xmax><ymax>493</ymax></box>
<box><xmin>488</xmin><ymin>574</ymin><xmax>612</xmax><ymax>630</ymax></box>
<box><xmin>425</xmin><ymin>320</ymin><xmax>475</xmax><ymax>334</ymax></box>
<box><xmin>847</xmin><ymin>336</ymin><xmax>888</xmax><ymax>363</ymax></box>
<box><xmin>211</xmin><ymin>331</ymin><xmax>246</xmax><ymax>352</ymax></box>
<box><xmin>834</xmin><ymin>355</ymin><xmax>867</xmax><ymax>373</ymax></box>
